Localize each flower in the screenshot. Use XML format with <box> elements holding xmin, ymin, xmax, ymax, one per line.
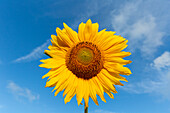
<box><xmin>39</xmin><ymin>19</ymin><xmax>132</xmax><ymax>108</ymax></box>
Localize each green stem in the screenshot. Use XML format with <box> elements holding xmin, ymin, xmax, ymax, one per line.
<box><xmin>84</xmin><ymin>104</ymin><xmax>88</xmax><ymax>113</ymax></box>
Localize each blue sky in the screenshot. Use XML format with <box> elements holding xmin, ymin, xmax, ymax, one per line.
<box><xmin>0</xmin><ymin>0</ymin><xmax>170</xmax><ymax>113</ymax></box>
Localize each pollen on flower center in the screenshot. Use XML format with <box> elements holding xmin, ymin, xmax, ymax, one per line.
<box><xmin>66</xmin><ymin>42</ymin><xmax>103</xmax><ymax>80</ymax></box>
<box><xmin>77</xmin><ymin>47</ymin><xmax>93</xmax><ymax>65</ymax></box>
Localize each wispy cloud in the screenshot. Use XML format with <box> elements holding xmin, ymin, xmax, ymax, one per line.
<box><xmin>71</xmin><ymin>0</ymin><xmax>113</xmax><ymax>29</ymax></box>
<box><xmin>121</xmin><ymin>70</ymin><xmax>170</xmax><ymax>100</ymax></box>
<box><xmin>7</xmin><ymin>81</ymin><xmax>40</xmax><ymax>102</ymax></box>
<box><xmin>69</xmin><ymin>0</ymin><xmax>170</xmax><ymax>58</ymax></box>
<box><xmin>93</xmin><ymin>109</ymin><xmax>119</xmax><ymax>113</ymax></box>
<box><xmin>151</xmin><ymin>51</ymin><xmax>170</xmax><ymax>70</ymax></box>
<box><xmin>13</xmin><ymin>40</ymin><xmax>50</xmax><ymax>63</ymax></box>
<box><xmin>111</xmin><ymin>0</ymin><xmax>170</xmax><ymax>57</ymax></box>
<box><xmin>120</xmin><ymin>52</ymin><xmax>170</xmax><ymax>100</ymax></box>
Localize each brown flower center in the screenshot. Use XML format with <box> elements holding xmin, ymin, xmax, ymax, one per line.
<box><xmin>66</xmin><ymin>42</ymin><xmax>103</xmax><ymax>80</ymax></box>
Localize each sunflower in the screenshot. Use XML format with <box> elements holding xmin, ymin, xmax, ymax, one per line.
<box><xmin>39</xmin><ymin>19</ymin><xmax>132</xmax><ymax>108</ymax></box>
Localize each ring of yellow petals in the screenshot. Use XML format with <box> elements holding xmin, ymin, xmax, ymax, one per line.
<box><xmin>39</xmin><ymin>19</ymin><xmax>132</xmax><ymax>108</ymax></box>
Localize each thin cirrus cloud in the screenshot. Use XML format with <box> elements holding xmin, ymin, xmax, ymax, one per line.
<box><xmin>93</xmin><ymin>109</ymin><xmax>118</xmax><ymax>113</ymax></box>
<box><xmin>71</xmin><ymin>0</ymin><xmax>170</xmax><ymax>58</ymax></box>
<box><xmin>7</xmin><ymin>81</ymin><xmax>40</xmax><ymax>102</ymax></box>
<box><xmin>71</xmin><ymin>0</ymin><xmax>112</xmax><ymax>29</ymax></box>
<box><xmin>111</xmin><ymin>0</ymin><xmax>170</xmax><ymax>57</ymax></box>
<box><xmin>120</xmin><ymin>51</ymin><xmax>170</xmax><ymax>100</ymax></box>
<box><xmin>13</xmin><ymin>0</ymin><xmax>170</xmax><ymax>63</ymax></box>
<box><xmin>13</xmin><ymin>40</ymin><xmax>50</xmax><ymax>63</ymax></box>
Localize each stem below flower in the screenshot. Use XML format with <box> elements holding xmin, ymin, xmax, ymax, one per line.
<box><xmin>85</xmin><ymin>106</ymin><xmax>88</xmax><ymax>113</ymax></box>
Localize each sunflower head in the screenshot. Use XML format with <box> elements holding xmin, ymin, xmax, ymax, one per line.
<box><xmin>39</xmin><ymin>19</ymin><xmax>132</xmax><ymax>108</ymax></box>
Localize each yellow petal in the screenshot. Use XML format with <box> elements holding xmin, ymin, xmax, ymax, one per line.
<box><xmin>44</xmin><ymin>49</ymin><xmax>66</xmax><ymax>59</ymax></box>
<box><xmin>99</xmin><ymin>36</ymin><xmax>115</xmax><ymax>49</ymax></box>
<box><xmin>42</xmin><ymin>65</ymin><xmax>65</xmax><ymax>79</ymax></box>
<box><xmin>105</xmin><ymin>69</ymin><xmax>128</xmax><ymax>82</ymax></box>
<box><xmin>104</xmin><ymin>62</ymin><xmax>132</xmax><ymax>75</ymax></box>
<box><xmin>89</xmin><ymin>79</ymin><xmax>99</xmax><ymax>105</ymax></box>
<box><xmin>63</xmin><ymin>23</ymin><xmax>79</xmax><ymax>43</ymax></box>
<box><xmin>105</xmin><ymin>52</ymin><xmax>131</xmax><ymax>58</ymax></box>
<box><xmin>97</xmin><ymin>31</ymin><xmax>115</xmax><ymax>45</ymax></box>
<box><xmin>89</xmin><ymin>23</ymin><xmax>99</xmax><ymax>42</ymax></box>
<box><xmin>39</xmin><ymin>58</ymin><xmax>65</xmax><ymax>69</ymax></box>
<box><xmin>92</xmin><ymin>77</ymin><xmax>106</xmax><ymax>102</ymax></box>
<box><xmin>83</xmin><ymin>80</ymin><xmax>89</xmax><ymax>108</ymax></box>
<box><xmin>53</xmin><ymin>70</ymin><xmax>70</xmax><ymax>95</ymax></box>
<box><xmin>103</xmin><ymin>87</ymin><xmax>114</xmax><ymax>99</ymax></box>
<box><xmin>76</xmin><ymin>78</ymin><xmax>84</xmax><ymax>106</ymax></box>
<box><xmin>42</xmin><ymin>68</ymin><xmax>58</xmax><ymax>79</ymax></box>
<box><xmin>56</xmin><ymin>27</ymin><xmax>73</xmax><ymax>47</ymax></box>
<box><xmin>48</xmin><ymin>45</ymin><xmax>58</xmax><ymax>50</ymax></box>
<box><xmin>48</xmin><ymin>44</ymin><xmax>68</xmax><ymax>52</ymax></box>
<box><xmin>84</xmin><ymin>19</ymin><xmax>92</xmax><ymax>41</ymax></box>
<box><xmin>51</xmin><ymin>35</ymin><xmax>69</xmax><ymax>48</ymax></box>
<box><xmin>101</xmin><ymin>69</ymin><xmax>124</xmax><ymax>86</ymax></box>
<box><xmin>104</xmin><ymin>57</ymin><xmax>132</xmax><ymax>65</ymax></box>
<box><xmin>101</xmin><ymin>35</ymin><xmax>126</xmax><ymax>50</ymax></box>
<box><xmin>51</xmin><ymin>35</ymin><xmax>60</xmax><ymax>47</ymax></box>
<box><xmin>97</xmin><ymin>73</ymin><xmax>117</xmax><ymax>93</ymax></box>
<box><xmin>78</xmin><ymin>22</ymin><xmax>86</xmax><ymax>41</ymax></box>
<box><xmin>64</xmin><ymin>74</ymin><xmax>78</xmax><ymax>104</ymax></box>
<box><xmin>92</xmin><ymin>29</ymin><xmax>106</xmax><ymax>44</ymax></box>
<box><xmin>45</xmin><ymin>68</ymin><xmax>67</xmax><ymax>87</ymax></box>
<box><xmin>54</xmin><ymin>83</ymin><xmax>65</xmax><ymax>96</ymax></box>
<box><xmin>105</xmin><ymin>40</ymin><xmax>128</xmax><ymax>53</ymax></box>
<box><xmin>64</xmin><ymin>88</ymin><xmax>76</xmax><ymax>104</ymax></box>
<box><xmin>63</xmin><ymin>73</ymin><xmax>76</xmax><ymax>97</ymax></box>
<box><xmin>48</xmin><ymin>65</ymin><xmax>66</xmax><ymax>81</ymax></box>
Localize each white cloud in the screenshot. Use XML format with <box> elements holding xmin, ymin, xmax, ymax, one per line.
<box><xmin>120</xmin><ymin>52</ymin><xmax>170</xmax><ymax>100</ymax></box>
<box><xmin>121</xmin><ymin>70</ymin><xmax>170</xmax><ymax>100</ymax></box>
<box><xmin>13</xmin><ymin>40</ymin><xmax>50</xmax><ymax>63</ymax></box>
<box><xmin>151</xmin><ymin>51</ymin><xmax>170</xmax><ymax>69</ymax></box>
<box><xmin>111</xmin><ymin>0</ymin><xmax>170</xmax><ymax>57</ymax></box>
<box><xmin>7</xmin><ymin>81</ymin><xmax>39</xmax><ymax>102</ymax></box>
<box><xmin>93</xmin><ymin>109</ymin><xmax>118</xmax><ymax>113</ymax></box>
<box><xmin>71</xmin><ymin>0</ymin><xmax>113</xmax><ymax>29</ymax></box>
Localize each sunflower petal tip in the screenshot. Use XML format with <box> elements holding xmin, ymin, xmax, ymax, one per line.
<box><xmin>39</xmin><ymin>64</ymin><xmax>43</xmax><ymax>67</ymax></box>
<box><xmin>51</xmin><ymin>90</ymin><xmax>55</xmax><ymax>92</ymax></box>
<box><xmin>51</xmin><ymin>34</ymin><xmax>55</xmax><ymax>37</ymax></box>
<box><xmin>54</xmin><ymin>93</ymin><xmax>58</xmax><ymax>96</ymax></box>
<box><xmin>87</xmin><ymin>19</ymin><xmax>92</xmax><ymax>23</ymax></box>
<box><xmin>56</xmin><ymin>27</ymin><xmax>61</xmax><ymax>31</ymax></box>
<box><xmin>63</xmin><ymin>22</ymin><xmax>67</xmax><ymax>27</ymax></box>
<box><xmin>129</xmin><ymin>71</ymin><xmax>132</xmax><ymax>75</ymax></box>
<box><xmin>39</xmin><ymin>19</ymin><xmax>132</xmax><ymax>105</ymax></box>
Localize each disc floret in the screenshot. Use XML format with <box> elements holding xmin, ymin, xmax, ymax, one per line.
<box><xmin>66</xmin><ymin>42</ymin><xmax>103</xmax><ymax>79</ymax></box>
